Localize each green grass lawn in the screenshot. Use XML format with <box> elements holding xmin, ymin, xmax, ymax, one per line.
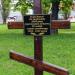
<box><xmin>0</xmin><ymin>23</ymin><xmax>75</xmax><ymax>75</ymax></box>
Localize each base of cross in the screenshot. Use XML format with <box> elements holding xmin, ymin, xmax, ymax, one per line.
<box><xmin>10</xmin><ymin>51</ymin><xmax>69</xmax><ymax>75</ymax></box>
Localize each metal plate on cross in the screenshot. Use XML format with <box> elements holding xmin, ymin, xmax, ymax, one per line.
<box><xmin>24</xmin><ymin>15</ymin><xmax>51</xmax><ymax>35</ymax></box>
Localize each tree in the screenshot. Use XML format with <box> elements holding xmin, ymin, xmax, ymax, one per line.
<box><xmin>50</xmin><ymin>0</ymin><xmax>60</xmax><ymax>34</ymax></box>
<box><xmin>42</xmin><ymin>0</ymin><xmax>73</xmax><ymax>19</ymax></box>
<box><xmin>16</xmin><ymin>0</ymin><xmax>51</xmax><ymax>14</ymax></box>
<box><xmin>51</xmin><ymin>0</ymin><xmax>60</xmax><ymax>20</ymax></box>
<box><xmin>60</xmin><ymin>0</ymin><xmax>73</xmax><ymax>19</ymax></box>
<box><xmin>14</xmin><ymin>0</ymin><xmax>33</xmax><ymax>16</ymax></box>
<box><xmin>1</xmin><ymin>0</ymin><xmax>11</xmax><ymax>23</ymax></box>
<box><xmin>42</xmin><ymin>0</ymin><xmax>51</xmax><ymax>14</ymax></box>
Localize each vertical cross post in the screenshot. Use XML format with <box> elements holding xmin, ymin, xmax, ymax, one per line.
<box><xmin>34</xmin><ymin>0</ymin><xmax>42</xmax><ymax>14</ymax></box>
<box><xmin>34</xmin><ymin>0</ymin><xmax>43</xmax><ymax>75</ymax></box>
<box><xmin>34</xmin><ymin>36</ymin><xmax>43</xmax><ymax>75</ymax></box>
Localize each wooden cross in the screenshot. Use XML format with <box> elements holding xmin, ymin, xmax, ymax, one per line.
<box><xmin>9</xmin><ymin>0</ymin><xmax>70</xmax><ymax>75</ymax></box>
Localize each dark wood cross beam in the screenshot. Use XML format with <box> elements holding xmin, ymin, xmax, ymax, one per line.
<box><xmin>10</xmin><ymin>51</ymin><xmax>69</xmax><ymax>75</ymax></box>
<box><xmin>8</xmin><ymin>22</ymin><xmax>24</xmax><ymax>29</ymax></box>
<box><xmin>8</xmin><ymin>20</ymin><xmax>70</xmax><ymax>29</ymax></box>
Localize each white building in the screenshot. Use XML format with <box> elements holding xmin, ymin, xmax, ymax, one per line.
<box><xmin>7</xmin><ymin>0</ymin><xmax>23</xmax><ymax>22</ymax></box>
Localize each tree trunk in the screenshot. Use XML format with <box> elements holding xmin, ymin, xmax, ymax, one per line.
<box><xmin>2</xmin><ymin>11</ymin><xmax>7</xmax><ymax>24</ymax></box>
<box><xmin>64</xmin><ymin>13</ymin><xmax>69</xmax><ymax>20</ymax></box>
<box><xmin>51</xmin><ymin>1</ymin><xmax>60</xmax><ymax>34</ymax></box>
<box><xmin>3</xmin><ymin>17</ymin><xmax>6</xmax><ymax>24</ymax></box>
<box><xmin>1</xmin><ymin>0</ymin><xmax>10</xmax><ymax>24</ymax></box>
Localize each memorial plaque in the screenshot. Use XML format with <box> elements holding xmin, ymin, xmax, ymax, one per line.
<box><xmin>24</xmin><ymin>15</ymin><xmax>51</xmax><ymax>35</ymax></box>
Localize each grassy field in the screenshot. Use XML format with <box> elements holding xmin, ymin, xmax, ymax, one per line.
<box><xmin>0</xmin><ymin>23</ymin><xmax>75</xmax><ymax>75</ymax></box>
